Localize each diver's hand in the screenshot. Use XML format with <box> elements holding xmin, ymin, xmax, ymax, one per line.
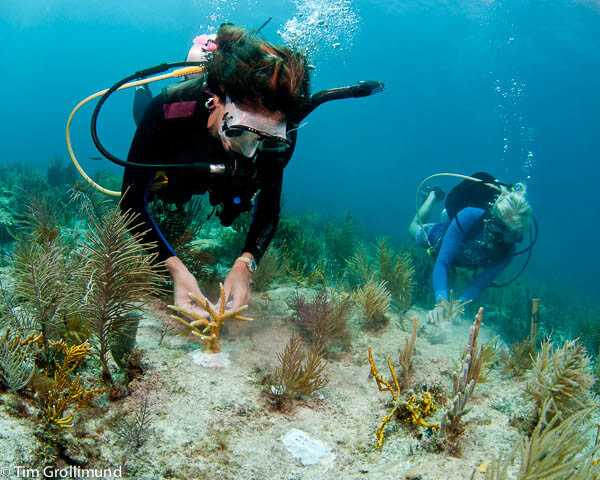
<box><xmin>166</xmin><ymin>256</ymin><xmax>210</xmax><ymax>318</ymax></box>
<box><xmin>426</xmin><ymin>305</ymin><xmax>446</xmax><ymax>325</ymax></box>
<box><xmin>223</xmin><ymin>261</ymin><xmax>252</xmax><ymax>311</ymax></box>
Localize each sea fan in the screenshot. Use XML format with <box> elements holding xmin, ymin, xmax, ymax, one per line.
<box><xmin>376</xmin><ymin>238</ymin><xmax>415</xmax><ymax>311</ymax></box>
<box><xmin>345</xmin><ymin>243</ymin><xmax>375</xmax><ymax>286</ymax></box>
<box><xmin>485</xmin><ymin>399</ymin><xmax>600</xmax><ymax>480</ymax></box>
<box><xmin>525</xmin><ymin>339</ymin><xmax>595</xmax><ymax>426</ymax></box>
<box><xmin>11</xmin><ymin>234</ymin><xmax>80</xmax><ymax>353</ymax></box>
<box><xmin>80</xmin><ymin>206</ymin><xmax>165</xmax><ymax>383</ymax></box>
<box><xmin>293</xmin><ymin>288</ymin><xmax>352</xmax><ymax>355</ymax></box>
<box><xmin>353</xmin><ymin>278</ymin><xmax>391</xmax><ymax>329</ymax></box>
<box><xmin>0</xmin><ymin>329</ymin><xmax>41</xmax><ymax>392</ymax></box>
<box><xmin>269</xmin><ymin>331</ymin><xmax>328</xmax><ymax>407</ymax></box>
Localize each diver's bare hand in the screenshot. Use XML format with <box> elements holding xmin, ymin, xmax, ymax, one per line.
<box><xmin>223</xmin><ymin>261</ymin><xmax>252</xmax><ymax>311</ymax></box>
<box><xmin>426</xmin><ymin>305</ymin><xmax>445</xmax><ymax>325</ymax></box>
<box><xmin>166</xmin><ymin>256</ymin><xmax>210</xmax><ymax>318</ymax></box>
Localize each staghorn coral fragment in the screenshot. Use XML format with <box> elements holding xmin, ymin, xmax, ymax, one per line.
<box><xmin>436</xmin><ymin>289</ymin><xmax>472</xmax><ymax>322</ymax></box>
<box><xmin>169</xmin><ymin>283</ymin><xmax>253</xmax><ymax>353</ymax></box>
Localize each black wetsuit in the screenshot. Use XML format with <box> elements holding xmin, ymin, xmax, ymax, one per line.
<box><xmin>120</xmin><ymin>78</ymin><xmax>295</xmax><ymax>263</ymax></box>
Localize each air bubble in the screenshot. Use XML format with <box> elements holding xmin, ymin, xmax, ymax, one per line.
<box><xmin>278</xmin><ymin>0</ymin><xmax>360</xmax><ymax>61</ymax></box>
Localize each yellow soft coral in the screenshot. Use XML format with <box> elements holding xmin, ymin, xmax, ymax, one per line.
<box><xmin>45</xmin><ymin>340</ymin><xmax>104</xmax><ymax>427</ymax></box>
<box><xmin>368</xmin><ymin>346</ymin><xmax>439</xmax><ymax>448</ymax></box>
<box><xmin>400</xmin><ymin>392</ymin><xmax>439</xmax><ymax>431</ymax></box>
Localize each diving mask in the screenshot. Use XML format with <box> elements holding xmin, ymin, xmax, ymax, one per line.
<box><xmin>485</xmin><ymin>219</ymin><xmax>523</xmax><ymax>245</ymax></box>
<box><xmin>218</xmin><ymin>96</ymin><xmax>290</xmax><ymax>158</ymax></box>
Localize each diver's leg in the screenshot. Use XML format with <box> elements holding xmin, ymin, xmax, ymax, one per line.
<box><xmin>408</xmin><ymin>191</ymin><xmax>437</xmax><ymax>241</ymax></box>
<box><xmin>133</xmin><ymin>84</ymin><xmax>153</xmax><ymax>127</ymax></box>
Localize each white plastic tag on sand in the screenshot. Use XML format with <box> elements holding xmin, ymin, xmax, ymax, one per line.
<box><xmin>189</xmin><ymin>349</ymin><xmax>230</xmax><ymax>368</ymax></box>
<box><xmin>282</xmin><ymin>428</ymin><xmax>335</xmax><ymax>466</ymax></box>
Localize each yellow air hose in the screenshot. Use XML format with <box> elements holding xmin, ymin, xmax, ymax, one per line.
<box><xmin>66</xmin><ymin>66</ymin><xmax>204</xmax><ymax>196</ymax></box>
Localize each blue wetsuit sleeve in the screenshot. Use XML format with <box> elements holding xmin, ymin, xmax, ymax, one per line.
<box><xmin>460</xmin><ymin>254</ymin><xmax>512</xmax><ymax>303</ymax></box>
<box><xmin>432</xmin><ymin>207</ymin><xmax>485</xmax><ymax>302</ymax></box>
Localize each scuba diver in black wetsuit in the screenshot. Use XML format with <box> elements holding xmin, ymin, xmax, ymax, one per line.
<box><xmin>117</xmin><ymin>23</ymin><xmax>384</xmax><ymax>318</ymax></box>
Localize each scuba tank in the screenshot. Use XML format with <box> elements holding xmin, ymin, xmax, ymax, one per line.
<box><xmin>444</xmin><ymin>172</ymin><xmax>512</xmax><ymax>237</ymax></box>
<box><xmin>444</xmin><ymin>172</ymin><xmax>504</xmax><ymax>222</ymax></box>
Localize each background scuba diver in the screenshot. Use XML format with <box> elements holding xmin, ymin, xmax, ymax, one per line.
<box><xmin>408</xmin><ymin>174</ymin><xmax>533</xmax><ymax>325</ymax></box>
<box><xmin>121</xmin><ymin>24</ymin><xmax>310</xmax><ymax>317</ymax></box>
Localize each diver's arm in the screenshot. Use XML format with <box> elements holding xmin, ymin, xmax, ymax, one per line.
<box><xmin>120</xmin><ymin>94</ymin><xmax>178</xmax><ymax>262</ymax></box>
<box><xmin>223</xmin><ymin>164</ymin><xmax>283</xmax><ymax>310</ymax></box>
<box><xmin>460</xmin><ymin>254</ymin><xmax>512</xmax><ymax>302</ymax></box>
<box><xmin>432</xmin><ymin>207</ymin><xmax>486</xmax><ymax>302</ymax></box>
<box><xmin>123</xmin><ymin>95</ymin><xmax>213</xmax><ymax>314</ymax></box>
<box><xmin>239</xmin><ymin>130</ymin><xmax>294</xmax><ymax>264</ymax></box>
<box><xmin>120</xmin><ymin>171</ymin><xmax>177</xmax><ymax>262</ymax></box>
<box><xmin>241</xmin><ymin>165</ymin><xmax>284</xmax><ymax>263</ymax></box>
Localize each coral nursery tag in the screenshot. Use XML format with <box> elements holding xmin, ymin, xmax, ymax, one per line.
<box><xmin>282</xmin><ymin>428</ymin><xmax>335</xmax><ymax>466</ymax></box>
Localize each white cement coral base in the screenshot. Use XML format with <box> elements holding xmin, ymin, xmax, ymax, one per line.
<box><xmin>189</xmin><ymin>349</ymin><xmax>231</xmax><ymax>368</ymax></box>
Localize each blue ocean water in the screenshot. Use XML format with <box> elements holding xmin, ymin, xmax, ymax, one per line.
<box><xmin>1</xmin><ymin>0</ymin><xmax>599</xmax><ymax>300</ymax></box>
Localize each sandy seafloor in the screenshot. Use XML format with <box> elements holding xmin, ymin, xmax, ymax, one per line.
<box><xmin>1</xmin><ymin>277</ymin><xmax>597</xmax><ymax>480</ymax></box>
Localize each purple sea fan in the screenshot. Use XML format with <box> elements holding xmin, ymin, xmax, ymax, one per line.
<box><xmin>292</xmin><ymin>288</ymin><xmax>352</xmax><ymax>356</ymax></box>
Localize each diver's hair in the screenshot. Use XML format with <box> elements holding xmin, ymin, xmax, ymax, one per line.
<box><xmin>492</xmin><ymin>182</ymin><xmax>532</xmax><ymax>234</ymax></box>
<box><xmin>205</xmin><ymin>25</ymin><xmax>310</xmax><ymax>118</ymax></box>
